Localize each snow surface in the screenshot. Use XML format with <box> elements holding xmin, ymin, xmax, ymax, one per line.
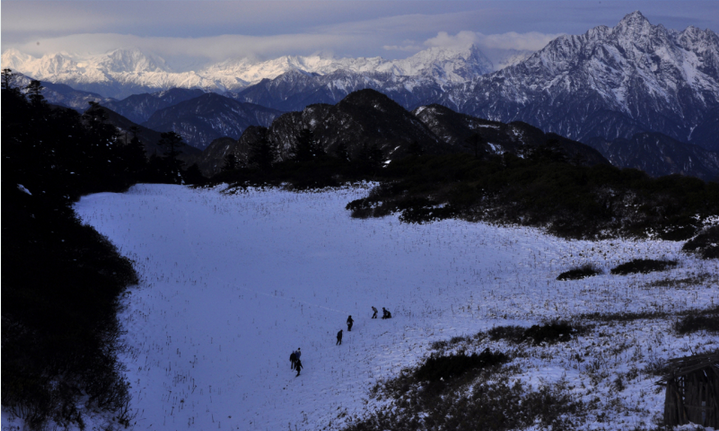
<box><xmin>4</xmin><ymin>183</ymin><xmax>718</xmax><ymax>430</ymax></box>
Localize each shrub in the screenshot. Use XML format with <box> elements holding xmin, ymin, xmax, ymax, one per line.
<box><xmin>344</xmin><ymin>377</ymin><xmax>583</xmax><ymax>431</ymax></box>
<box><xmin>414</xmin><ymin>349</ymin><xmax>509</xmax><ymax>383</ymax></box>
<box><xmin>557</xmin><ymin>264</ymin><xmax>602</xmax><ymax>280</ymax></box>
<box><xmin>682</xmin><ymin>226</ymin><xmax>719</xmax><ymax>259</ymax></box>
<box><xmin>610</xmin><ymin>259</ymin><xmax>678</xmax><ymax>275</ymax></box>
<box><xmin>524</xmin><ymin>322</ymin><xmax>579</xmax><ymax>345</ymax></box>
<box><xmin>487</xmin><ymin>325</ymin><xmax>526</xmax><ymax>343</ymax></box>
<box><xmin>487</xmin><ymin>322</ymin><xmax>583</xmax><ymax>345</ymax></box>
<box><xmin>675</xmin><ymin>306</ymin><xmax>719</xmax><ymax>334</ymax></box>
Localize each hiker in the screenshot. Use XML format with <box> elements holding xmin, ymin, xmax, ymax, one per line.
<box><xmin>347</xmin><ymin>315</ymin><xmax>354</xmax><ymax>331</ymax></box>
<box><xmin>295</xmin><ymin>358</ymin><xmax>303</xmax><ymax>377</ymax></box>
<box><xmin>336</xmin><ymin>329</ymin><xmax>343</xmax><ymax>345</ymax></box>
<box><xmin>290</xmin><ymin>351</ymin><xmax>297</xmax><ymax>369</ymax></box>
<box><xmin>382</xmin><ymin>307</ymin><xmax>392</xmax><ymax>319</ymax></box>
<box><xmin>295</xmin><ymin>347</ymin><xmax>301</xmax><ymax>361</ymax></box>
<box><xmin>371</xmin><ymin>306</ymin><xmax>378</xmax><ymax>319</ymax></box>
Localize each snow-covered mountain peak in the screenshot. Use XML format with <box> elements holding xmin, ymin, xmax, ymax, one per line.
<box><xmin>613</xmin><ymin>10</ymin><xmax>653</xmax><ymax>36</ymax></box>
<box><xmin>388</xmin><ymin>44</ymin><xmax>493</xmax><ymax>83</ymax></box>
<box><xmin>98</xmin><ymin>48</ymin><xmax>168</xmax><ymax>73</ymax></box>
<box><xmin>442</xmin><ymin>10</ymin><xmax>719</xmax><ymax>152</ymax></box>
<box><xmin>1</xmin><ymin>42</ymin><xmax>499</xmax><ymax>98</ymax></box>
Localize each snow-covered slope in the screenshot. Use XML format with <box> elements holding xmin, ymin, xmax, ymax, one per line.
<box><xmin>4</xmin><ymin>184</ymin><xmax>712</xmax><ymax>430</ymax></box>
<box><xmin>1</xmin><ymin>45</ymin><xmax>493</xmax><ymax>99</ymax></box>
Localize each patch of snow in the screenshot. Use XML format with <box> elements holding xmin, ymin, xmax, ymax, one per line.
<box><xmin>17</xmin><ymin>184</ymin><xmax>31</xmax><ymax>195</ymax></box>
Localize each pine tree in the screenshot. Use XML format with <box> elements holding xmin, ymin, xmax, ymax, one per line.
<box><xmin>158</xmin><ymin>131</ymin><xmax>185</xmax><ymax>183</ymax></box>
<box><xmin>292</xmin><ymin>128</ymin><xmax>324</xmax><ymax>162</ymax></box>
<box><xmin>464</xmin><ymin>132</ymin><xmax>486</xmax><ymax>159</ymax></box>
<box><xmin>223</xmin><ymin>153</ymin><xmax>239</xmax><ymax>171</ymax></box>
<box><xmin>117</xmin><ymin>126</ymin><xmax>148</xmax><ymax>180</ymax></box>
<box><xmin>408</xmin><ymin>140</ymin><xmax>424</xmax><ymax>157</ymax></box>
<box><xmin>356</xmin><ymin>143</ymin><xmax>384</xmax><ymax>172</ymax></box>
<box><xmin>248</xmin><ymin>135</ymin><xmax>276</xmax><ymax>172</ymax></box>
<box><xmin>335</xmin><ymin>142</ymin><xmax>350</xmax><ymax>162</ymax></box>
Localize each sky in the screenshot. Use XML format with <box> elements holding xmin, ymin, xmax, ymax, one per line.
<box><xmin>2</xmin><ymin>1</ymin><xmax>719</xmax><ymax>69</ymax></box>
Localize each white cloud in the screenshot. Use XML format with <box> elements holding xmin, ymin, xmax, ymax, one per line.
<box><xmin>10</xmin><ymin>33</ymin><xmax>361</xmax><ymax>70</ymax></box>
<box><xmin>423</xmin><ymin>31</ymin><xmax>481</xmax><ymax>49</ymax></box>
<box><xmin>422</xmin><ymin>30</ymin><xmax>562</xmax><ymax>53</ymax></box>
<box><xmin>477</xmin><ymin>31</ymin><xmax>563</xmax><ymax>51</ymax></box>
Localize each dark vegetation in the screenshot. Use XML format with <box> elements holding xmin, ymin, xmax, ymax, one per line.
<box><xmin>674</xmin><ymin>306</ymin><xmax>719</xmax><ymax>335</ymax></box>
<box><xmin>209</xmin><ymin>135</ymin><xmax>718</xmax><ymax>242</ymax></box>
<box><xmin>343</xmin><ymin>342</ymin><xmax>582</xmax><ymax>431</ymax></box>
<box><xmin>1</xmin><ymin>70</ymin><xmax>205</xmax><ymax>428</ymax></box>
<box><xmin>414</xmin><ymin>349</ymin><xmax>509</xmax><ymax>383</ymax></box>
<box><xmin>610</xmin><ymin>259</ymin><xmax>678</xmax><ymax>275</ymax></box>
<box><xmin>557</xmin><ymin>264</ymin><xmax>602</xmax><ymax>280</ymax></box>
<box><xmin>343</xmin><ymin>151</ymin><xmax>719</xmax><ymax>240</ymax></box>
<box><xmin>210</xmin><ymin>128</ymin><xmax>388</xmax><ymax>191</ymax></box>
<box><xmin>487</xmin><ymin>321</ymin><xmax>586</xmax><ymax>345</ymax></box>
<box><xmin>682</xmin><ymin>225</ymin><xmax>719</xmax><ymax>259</ymax></box>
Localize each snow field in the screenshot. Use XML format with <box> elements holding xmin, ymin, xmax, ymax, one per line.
<box><xmin>71</xmin><ymin>183</ymin><xmax>719</xmax><ymax>430</ymax></box>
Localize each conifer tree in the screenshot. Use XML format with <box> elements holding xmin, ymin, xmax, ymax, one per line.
<box><xmin>158</xmin><ymin>131</ymin><xmax>185</xmax><ymax>183</ymax></box>
<box><xmin>292</xmin><ymin>128</ymin><xmax>324</xmax><ymax>162</ymax></box>
<box><xmin>335</xmin><ymin>142</ymin><xmax>350</xmax><ymax>162</ymax></box>
<box><xmin>248</xmin><ymin>135</ymin><xmax>276</xmax><ymax>172</ymax></box>
<box><xmin>223</xmin><ymin>153</ymin><xmax>239</xmax><ymax>171</ymax></box>
<box><xmin>118</xmin><ymin>126</ymin><xmax>148</xmax><ymax>179</ymax></box>
<box><xmin>464</xmin><ymin>132</ymin><xmax>486</xmax><ymax>159</ymax></box>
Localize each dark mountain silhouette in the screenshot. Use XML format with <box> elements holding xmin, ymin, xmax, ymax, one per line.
<box><xmin>142</xmin><ymin>93</ymin><xmax>283</xmax><ymax>150</ymax></box>
<box><xmin>585</xmin><ymin>132</ymin><xmax>719</xmax><ymax>181</ymax></box>
<box><xmin>413</xmin><ymin>104</ymin><xmax>608</xmax><ymax>166</ymax></box>
<box><xmin>92</xmin><ymin>105</ymin><xmax>201</xmax><ymax>159</ymax></box>
<box><xmin>191</xmin><ymin>89</ymin><xmax>608</xmax><ymax>177</ymax></box>
<box><xmin>101</xmin><ymin>88</ymin><xmax>206</xmax><ymax>124</ymax></box>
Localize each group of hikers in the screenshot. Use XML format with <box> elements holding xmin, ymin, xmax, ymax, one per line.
<box><xmin>371</xmin><ymin>306</ymin><xmax>392</xmax><ymax>320</ymax></box>
<box><xmin>291</xmin><ymin>306</ymin><xmax>392</xmax><ymax>376</ymax></box>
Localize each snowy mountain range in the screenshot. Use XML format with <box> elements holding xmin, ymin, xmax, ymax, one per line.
<box><xmin>1</xmin><ymin>44</ymin><xmax>499</xmax><ymax>100</ymax></box>
<box><xmin>440</xmin><ymin>11</ymin><xmax>719</xmax><ymax>152</ymax></box>
<box><xmin>4</xmin><ymin>11</ymin><xmax>718</xmax><ymax>179</ymax></box>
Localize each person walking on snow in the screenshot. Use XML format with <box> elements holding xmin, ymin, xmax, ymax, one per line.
<box><xmin>371</xmin><ymin>306</ymin><xmax>378</xmax><ymax>319</ymax></box>
<box><xmin>290</xmin><ymin>351</ymin><xmax>297</xmax><ymax>369</ymax></box>
<box><xmin>382</xmin><ymin>307</ymin><xmax>392</xmax><ymax>319</ymax></box>
<box><xmin>336</xmin><ymin>329</ymin><xmax>343</xmax><ymax>345</ymax></box>
<box><xmin>347</xmin><ymin>315</ymin><xmax>354</xmax><ymax>331</ymax></box>
<box><xmin>295</xmin><ymin>358</ymin><xmax>303</xmax><ymax>376</ymax></box>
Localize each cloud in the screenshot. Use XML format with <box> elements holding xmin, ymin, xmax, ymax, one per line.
<box><xmin>10</xmin><ymin>33</ymin><xmax>361</xmax><ymax>69</ymax></box>
<box><xmin>3</xmin><ymin>0</ymin><xmax>717</xmax><ymax>70</ymax></box>
<box><xmin>477</xmin><ymin>31</ymin><xmax>564</xmax><ymax>51</ymax></box>
<box><xmin>423</xmin><ymin>31</ymin><xmax>481</xmax><ymax>49</ymax></box>
<box><xmin>422</xmin><ymin>30</ymin><xmax>562</xmax><ymax>53</ymax></box>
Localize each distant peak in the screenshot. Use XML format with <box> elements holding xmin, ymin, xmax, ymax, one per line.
<box><xmin>624</xmin><ymin>10</ymin><xmax>647</xmax><ymax>21</ymax></box>
<box><xmin>615</xmin><ymin>10</ymin><xmax>653</xmax><ymax>34</ymax></box>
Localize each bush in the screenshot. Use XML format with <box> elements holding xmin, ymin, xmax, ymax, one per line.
<box><xmin>487</xmin><ymin>325</ymin><xmax>526</xmax><ymax>343</ymax></box>
<box><xmin>675</xmin><ymin>306</ymin><xmax>719</xmax><ymax>334</ymax></box>
<box><xmin>344</xmin><ymin>377</ymin><xmax>583</xmax><ymax>431</ymax></box>
<box><xmin>487</xmin><ymin>322</ymin><xmax>583</xmax><ymax>345</ymax></box>
<box><xmin>682</xmin><ymin>226</ymin><xmax>719</xmax><ymax>259</ymax></box>
<box><xmin>557</xmin><ymin>265</ymin><xmax>602</xmax><ymax>280</ymax></box>
<box><xmin>524</xmin><ymin>322</ymin><xmax>579</xmax><ymax>345</ymax></box>
<box><xmin>414</xmin><ymin>349</ymin><xmax>509</xmax><ymax>383</ymax></box>
<box><xmin>610</xmin><ymin>259</ymin><xmax>678</xmax><ymax>275</ymax></box>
